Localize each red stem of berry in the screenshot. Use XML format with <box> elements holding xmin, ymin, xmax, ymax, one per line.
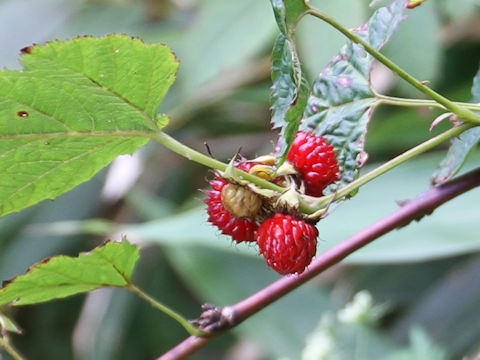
<box><xmin>157</xmin><ymin>167</ymin><xmax>480</xmax><ymax>360</ymax></box>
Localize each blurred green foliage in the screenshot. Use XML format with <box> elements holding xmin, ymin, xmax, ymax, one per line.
<box><xmin>0</xmin><ymin>0</ymin><xmax>479</xmax><ymax>359</ymax></box>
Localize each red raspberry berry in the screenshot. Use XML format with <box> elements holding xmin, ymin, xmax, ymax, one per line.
<box><xmin>204</xmin><ymin>162</ymin><xmax>260</xmax><ymax>243</ymax></box>
<box><xmin>287</xmin><ymin>131</ymin><xmax>340</xmax><ymax>197</ymax></box>
<box><xmin>257</xmin><ymin>213</ymin><xmax>318</xmax><ymax>275</ymax></box>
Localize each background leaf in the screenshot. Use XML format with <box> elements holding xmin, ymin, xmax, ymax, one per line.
<box><xmin>0</xmin><ymin>35</ymin><xmax>178</xmax><ymax>217</ymax></box>
<box><xmin>297</xmin><ymin>0</ymin><xmax>367</xmax><ymax>82</ymax></box>
<box><xmin>301</xmin><ymin>0</ymin><xmax>408</xmax><ymax>191</ymax></box>
<box><xmin>0</xmin><ymin>239</ymin><xmax>139</xmax><ymax>306</ymax></box>
<box><xmin>433</xmin><ymin>68</ymin><xmax>480</xmax><ymax>184</ymax></box>
<box><xmin>382</xmin><ymin>0</ymin><xmax>441</xmax><ymax>96</ymax></box>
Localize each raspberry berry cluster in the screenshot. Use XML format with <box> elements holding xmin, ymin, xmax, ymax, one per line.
<box><xmin>204</xmin><ymin>131</ymin><xmax>340</xmax><ymax>275</ymax></box>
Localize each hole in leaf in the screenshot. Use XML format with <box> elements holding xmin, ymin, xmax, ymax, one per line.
<box><xmin>17</xmin><ymin>111</ymin><xmax>29</xmax><ymax>118</ymax></box>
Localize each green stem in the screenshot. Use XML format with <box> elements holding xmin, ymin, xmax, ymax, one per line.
<box><xmin>151</xmin><ymin>131</ymin><xmax>285</xmax><ymax>193</ymax></box>
<box><xmin>306</xmin><ymin>7</ymin><xmax>480</xmax><ymax>125</ymax></box>
<box><xmin>0</xmin><ymin>336</ymin><xmax>24</xmax><ymax>360</ymax></box>
<box><xmin>376</xmin><ymin>94</ymin><xmax>480</xmax><ymax>111</ymax></box>
<box><xmin>127</xmin><ymin>284</ymin><xmax>207</xmax><ymax>337</ymax></box>
<box><xmin>307</xmin><ymin>123</ymin><xmax>474</xmax><ymax>210</ymax></box>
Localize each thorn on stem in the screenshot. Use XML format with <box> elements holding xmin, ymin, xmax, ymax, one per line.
<box><xmin>204</xmin><ymin>142</ymin><xmax>214</xmax><ymax>158</ymax></box>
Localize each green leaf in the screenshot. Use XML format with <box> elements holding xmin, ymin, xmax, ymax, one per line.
<box><xmin>432</xmin><ymin>68</ymin><xmax>480</xmax><ymax>184</ymax></box>
<box><xmin>270</xmin><ymin>0</ymin><xmax>310</xmax><ymax>164</ymax></box>
<box><xmin>271</xmin><ymin>33</ymin><xmax>310</xmax><ymax>164</ymax></box>
<box><xmin>0</xmin><ymin>34</ymin><xmax>179</xmax><ymax>216</ymax></box>
<box><xmin>0</xmin><ymin>238</ymin><xmax>140</xmax><ymax>306</ymax></box>
<box><xmin>301</xmin><ymin>0</ymin><xmax>408</xmax><ymax>191</ymax></box>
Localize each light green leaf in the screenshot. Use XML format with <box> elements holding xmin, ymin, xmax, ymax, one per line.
<box><xmin>433</xmin><ymin>68</ymin><xmax>480</xmax><ymax>184</ymax></box>
<box><xmin>0</xmin><ymin>238</ymin><xmax>140</xmax><ymax>306</ymax></box>
<box><xmin>301</xmin><ymin>0</ymin><xmax>408</xmax><ymax>192</ymax></box>
<box><xmin>0</xmin><ymin>34</ymin><xmax>179</xmax><ymax>216</ymax></box>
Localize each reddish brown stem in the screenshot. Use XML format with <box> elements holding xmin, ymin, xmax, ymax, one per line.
<box><xmin>157</xmin><ymin>167</ymin><xmax>480</xmax><ymax>360</ymax></box>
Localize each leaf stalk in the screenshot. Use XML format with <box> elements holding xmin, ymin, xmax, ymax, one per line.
<box><xmin>375</xmin><ymin>94</ymin><xmax>480</xmax><ymax>111</ymax></box>
<box><xmin>126</xmin><ymin>284</ymin><xmax>207</xmax><ymax>337</ymax></box>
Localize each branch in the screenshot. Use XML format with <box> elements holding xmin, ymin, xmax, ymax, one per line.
<box><xmin>157</xmin><ymin>167</ymin><xmax>480</xmax><ymax>360</ymax></box>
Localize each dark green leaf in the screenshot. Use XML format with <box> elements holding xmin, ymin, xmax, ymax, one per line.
<box><xmin>0</xmin><ymin>35</ymin><xmax>179</xmax><ymax>216</ymax></box>
<box><xmin>271</xmin><ymin>33</ymin><xmax>310</xmax><ymax>163</ymax></box>
<box><xmin>301</xmin><ymin>0</ymin><xmax>408</xmax><ymax>191</ymax></box>
<box><xmin>0</xmin><ymin>238</ymin><xmax>139</xmax><ymax>306</ymax></box>
<box><xmin>433</xmin><ymin>68</ymin><xmax>480</xmax><ymax>184</ymax></box>
<box><xmin>270</xmin><ymin>0</ymin><xmax>310</xmax><ymax>165</ymax></box>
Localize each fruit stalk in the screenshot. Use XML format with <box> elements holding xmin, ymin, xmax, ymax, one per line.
<box><xmin>151</xmin><ymin>131</ymin><xmax>285</xmax><ymax>193</ymax></box>
<box><xmin>126</xmin><ymin>284</ymin><xmax>206</xmax><ymax>337</ymax></box>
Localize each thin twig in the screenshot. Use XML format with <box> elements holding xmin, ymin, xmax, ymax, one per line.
<box><xmin>156</xmin><ymin>167</ymin><xmax>480</xmax><ymax>360</ymax></box>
